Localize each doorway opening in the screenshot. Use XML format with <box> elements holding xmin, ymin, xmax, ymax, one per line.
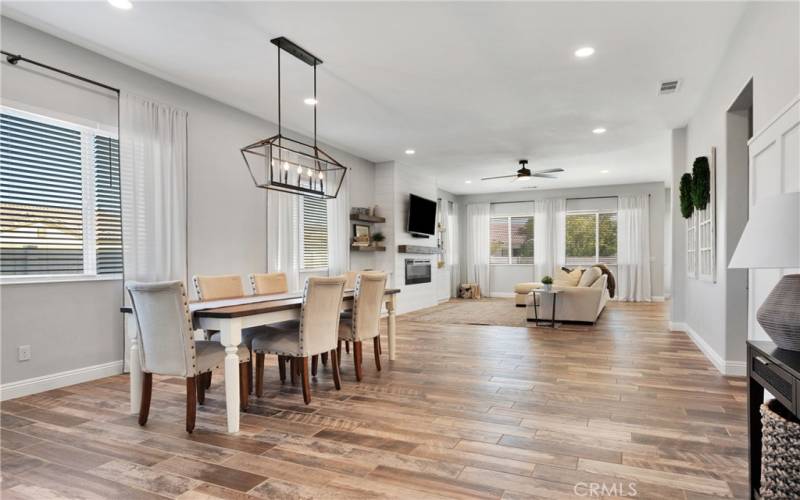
<box><xmin>725</xmin><ymin>78</ymin><xmax>753</xmax><ymax>362</ymax></box>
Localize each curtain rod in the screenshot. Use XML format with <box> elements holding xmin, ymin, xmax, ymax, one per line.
<box><xmin>2</xmin><ymin>50</ymin><xmax>120</xmax><ymax>94</ymax></box>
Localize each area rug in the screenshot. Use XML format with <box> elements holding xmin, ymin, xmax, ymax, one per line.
<box><xmin>402</xmin><ymin>298</ymin><xmax>527</xmax><ymax>327</ymax></box>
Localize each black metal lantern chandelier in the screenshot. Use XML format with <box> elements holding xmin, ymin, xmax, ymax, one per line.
<box><xmin>241</xmin><ymin>37</ymin><xmax>347</xmax><ymax>199</ymax></box>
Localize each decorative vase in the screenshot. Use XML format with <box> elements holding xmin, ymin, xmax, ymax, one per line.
<box><xmin>543</xmin><ymin>284</ymin><xmax>552</xmax><ymax>292</ymax></box>
<box><xmin>757</xmin><ymin>274</ymin><xmax>800</xmax><ymax>351</ymax></box>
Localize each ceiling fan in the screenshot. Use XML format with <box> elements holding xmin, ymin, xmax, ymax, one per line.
<box><xmin>481</xmin><ymin>159</ymin><xmax>564</xmax><ymax>182</ymax></box>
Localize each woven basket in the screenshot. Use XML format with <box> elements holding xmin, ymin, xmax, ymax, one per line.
<box><xmin>760</xmin><ymin>399</ymin><xmax>800</xmax><ymax>498</ymax></box>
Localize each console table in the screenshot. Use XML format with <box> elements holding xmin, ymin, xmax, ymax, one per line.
<box><xmin>747</xmin><ymin>341</ymin><xmax>800</xmax><ymax>499</ymax></box>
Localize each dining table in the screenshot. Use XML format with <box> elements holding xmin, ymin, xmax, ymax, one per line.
<box><xmin>126</xmin><ymin>288</ymin><xmax>399</xmax><ymax>433</ymax></box>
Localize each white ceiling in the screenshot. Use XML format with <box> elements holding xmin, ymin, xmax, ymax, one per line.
<box><xmin>2</xmin><ymin>1</ymin><xmax>745</xmax><ymax>194</ymax></box>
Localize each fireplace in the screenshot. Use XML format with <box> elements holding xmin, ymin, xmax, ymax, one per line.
<box><xmin>405</xmin><ymin>259</ymin><xmax>432</xmax><ymax>285</ymax></box>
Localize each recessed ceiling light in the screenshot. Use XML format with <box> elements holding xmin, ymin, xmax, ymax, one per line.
<box><xmin>600</xmin><ymin>169</ymin><xmax>609</xmax><ymax>174</ymax></box>
<box><xmin>574</xmin><ymin>47</ymin><xmax>595</xmax><ymax>58</ymax></box>
<box><xmin>592</xmin><ymin>127</ymin><xmax>607</xmax><ymax>134</ymax></box>
<box><xmin>303</xmin><ymin>97</ymin><xmax>318</xmax><ymax>106</ymax></box>
<box><xmin>405</xmin><ymin>149</ymin><xmax>415</xmax><ymax>155</ymax></box>
<box><xmin>465</xmin><ymin>180</ymin><xmax>472</xmax><ymax>184</ymax></box>
<box><xmin>108</xmin><ymin>0</ymin><xmax>132</xmax><ymax>10</ymax></box>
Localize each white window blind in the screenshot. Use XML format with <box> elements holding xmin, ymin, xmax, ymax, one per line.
<box><xmin>0</xmin><ymin>107</ymin><xmax>121</xmax><ymax>277</ymax></box>
<box><xmin>301</xmin><ymin>196</ymin><xmax>328</xmax><ymax>269</ymax></box>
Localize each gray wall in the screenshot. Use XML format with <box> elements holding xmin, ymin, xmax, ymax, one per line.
<box><xmin>458</xmin><ymin>182</ymin><xmax>667</xmax><ymax>297</ymax></box>
<box><xmin>670</xmin><ymin>1</ymin><xmax>799</xmax><ymax>369</ymax></box>
<box><xmin>0</xmin><ymin>17</ymin><xmax>376</xmax><ymax>387</ymax></box>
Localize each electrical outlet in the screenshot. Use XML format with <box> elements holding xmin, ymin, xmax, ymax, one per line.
<box><xmin>18</xmin><ymin>345</ymin><xmax>31</xmax><ymax>361</ymax></box>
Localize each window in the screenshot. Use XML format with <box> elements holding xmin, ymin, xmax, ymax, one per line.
<box><xmin>687</xmin><ymin>211</ymin><xmax>697</xmax><ymax>278</ymax></box>
<box><xmin>0</xmin><ymin>108</ymin><xmax>121</xmax><ymax>278</ymax></box>
<box><xmin>300</xmin><ymin>196</ymin><xmax>328</xmax><ymax>269</ymax></box>
<box><xmin>490</xmin><ymin>215</ymin><xmax>533</xmax><ymax>264</ymax></box>
<box><xmin>565</xmin><ymin>211</ymin><xmax>617</xmax><ymax>265</ymax></box>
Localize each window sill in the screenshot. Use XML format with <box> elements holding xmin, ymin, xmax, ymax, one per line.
<box><xmin>490</xmin><ymin>263</ymin><xmax>535</xmax><ymax>266</ymax></box>
<box><xmin>0</xmin><ymin>274</ymin><xmax>123</xmax><ymax>286</ymax></box>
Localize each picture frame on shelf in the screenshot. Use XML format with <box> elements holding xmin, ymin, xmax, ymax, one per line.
<box><xmin>352</xmin><ymin>223</ymin><xmax>371</xmax><ymax>246</ymax></box>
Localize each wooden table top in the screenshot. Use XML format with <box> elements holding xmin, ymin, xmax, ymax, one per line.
<box><xmin>193</xmin><ymin>288</ymin><xmax>400</xmax><ymax>319</ymax></box>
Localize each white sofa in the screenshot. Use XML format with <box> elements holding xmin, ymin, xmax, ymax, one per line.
<box><xmin>515</xmin><ymin>267</ymin><xmax>611</xmax><ymax>324</ymax></box>
<box><xmin>525</xmin><ymin>274</ymin><xmax>609</xmax><ymax>324</ymax></box>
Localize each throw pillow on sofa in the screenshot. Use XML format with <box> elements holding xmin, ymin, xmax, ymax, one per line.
<box><xmin>554</xmin><ymin>267</ymin><xmax>582</xmax><ymax>287</ymax></box>
<box><xmin>578</xmin><ymin>266</ymin><xmax>602</xmax><ymax>287</ymax></box>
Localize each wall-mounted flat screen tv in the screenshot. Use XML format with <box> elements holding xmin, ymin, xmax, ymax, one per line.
<box><xmin>407</xmin><ymin>194</ymin><xmax>437</xmax><ymax>236</ymax></box>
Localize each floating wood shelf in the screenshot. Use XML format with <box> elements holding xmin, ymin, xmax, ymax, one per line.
<box><xmin>397</xmin><ymin>245</ymin><xmax>441</xmax><ymax>254</ymax></box>
<box><xmin>350</xmin><ymin>213</ymin><xmax>386</xmax><ymax>223</ymax></box>
<box><xmin>350</xmin><ymin>245</ymin><xmax>386</xmax><ymax>252</ymax></box>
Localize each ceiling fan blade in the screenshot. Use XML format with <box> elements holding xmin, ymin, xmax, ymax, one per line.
<box><xmin>534</xmin><ymin>168</ymin><xmax>564</xmax><ymax>174</ymax></box>
<box><xmin>532</xmin><ymin>173</ymin><xmax>557</xmax><ymax>179</ymax></box>
<box><xmin>481</xmin><ymin>174</ymin><xmax>518</xmax><ymax>180</ymax></box>
<box><xmin>520</xmin><ymin>185</ymin><xmax>538</xmax><ymax>189</ymax></box>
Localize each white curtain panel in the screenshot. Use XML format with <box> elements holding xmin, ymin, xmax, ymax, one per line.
<box><xmin>465</xmin><ymin>203</ymin><xmax>490</xmax><ymax>292</ymax></box>
<box><xmin>120</xmin><ymin>92</ymin><xmax>188</xmax><ymax>284</ymax></box>
<box><xmin>327</xmin><ymin>170</ymin><xmax>351</xmax><ymax>277</ymax></box>
<box><xmin>267</xmin><ymin>190</ymin><xmax>300</xmax><ymax>292</ymax></box>
<box><xmin>447</xmin><ymin>201</ymin><xmax>461</xmax><ymax>297</ymax></box>
<box><xmin>533</xmin><ymin>198</ymin><xmax>566</xmax><ymax>280</ymax></box>
<box><xmin>617</xmin><ymin>194</ymin><xmax>652</xmax><ymax>301</ymax></box>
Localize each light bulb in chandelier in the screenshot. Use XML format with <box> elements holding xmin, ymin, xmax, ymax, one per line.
<box><xmin>282</xmin><ymin>162</ymin><xmax>289</xmax><ymax>171</ymax></box>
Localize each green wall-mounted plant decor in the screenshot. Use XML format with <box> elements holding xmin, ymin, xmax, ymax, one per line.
<box><xmin>692</xmin><ymin>156</ymin><xmax>711</xmax><ymax>210</ymax></box>
<box><xmin>679</xmin><ymin>173</ymin><xmax>694</xmax><ymax>219</ymax></box>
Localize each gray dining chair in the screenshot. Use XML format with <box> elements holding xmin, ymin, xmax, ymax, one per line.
<box><xmin>338</xmin><ymin>272</ymin><xmax>387</xmax><ymax>380</ymax></box>
<box><xmin>126</xmin><ymin>280</ymin><xmax>251</xmax><ymax>433</ymax></box>
<box><xmin>252</xmin><ymin>276</ymin><xmax>346</xmax><ymax>404</ymax></box>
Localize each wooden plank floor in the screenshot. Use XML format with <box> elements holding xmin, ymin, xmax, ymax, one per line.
<box><xmin>1</xmin><ymin>301</ymin><xmax>748</xmax><ymax>499</ymax></box>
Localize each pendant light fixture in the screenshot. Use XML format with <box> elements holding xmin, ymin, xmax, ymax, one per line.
<box><xmin>241</xmin><ymin>37</ymin><xmax>347</xmax><ymax>198</ymax></box>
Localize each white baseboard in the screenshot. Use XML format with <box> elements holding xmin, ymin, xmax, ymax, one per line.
<box><xmin>652</xmin><ymin>295</ymin><xmax>665</xmax><ymax>302</ymax></box>
<box><xmin>0</xmin><ymin>360</ymin><xmax>124</xmax><ymax>401</ymax></box>
<box><xmin>674</xmin><ymin>323</ymin><xmax>746</xmax><ymax>376</ymax></box>
<box><xmin>489</xmin><ymin>292</ymin><xmax>515</xmax><ymax>298</ymax></box>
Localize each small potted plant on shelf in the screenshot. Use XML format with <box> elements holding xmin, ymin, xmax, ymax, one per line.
<box><xmin>371</xmin><ymin>232</ymin><xmax>385</xmax><ymax>247</ymax></box>
<box><xmin>541</xmin><ymin>275</ymin><xmax>553</xmax><ymax>292</ymax></box>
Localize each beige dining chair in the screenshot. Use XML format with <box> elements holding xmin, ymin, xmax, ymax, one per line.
<box><xmin>252</xmin><ymin>276</ymin><xmax>346</xmax><ymax>404</ymax></box>
<box><xmin>248</xmin><ymin>271</ymin><xmax>302</xmax><ymax>380</ymax></box>
<box><xmin>249</xmin><ymin>272</ymin><xmax>289</xmax><ymax>296</ymax></box>
<box><xmin>192</xmin><ymin>274</ymin><xmax>260</xmax><ymax>392</ymax></box>
<box><xmin>126</xmin><ymin>281</ymin><xmax>251</xmax><ymax>433</ymax></box>
<box><xmin>338</xmin><ymin>272</ymin><xmax>387</xmax><ymax>381</ymax></box>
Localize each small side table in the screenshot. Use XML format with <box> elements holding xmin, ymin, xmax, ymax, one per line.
<box><xmin>527</xmin><ymin>289</ymin><xmax>562</xmax><ymax>327</ymax></box>
<box><xmin>747</xmin><ymin>341</ymin><xmax>800</xmax><ymax>499</ymax></box>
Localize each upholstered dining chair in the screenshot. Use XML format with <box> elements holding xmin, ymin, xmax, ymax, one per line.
<box><xmin>338</xmin><ymin>272</ymin><xmax>387</xmax><ymax>381</ymax></box>
<box><xmin>252</xmin><ymin>276</ymin><xmax>346</xmax><ymax>404</ymax></box>
<box><xmin>126</xmin><ymin>281</ymin><xmax>250</xmax><ymax>433</ymax></box>
<box><xmin>249</xmin><ymin>272</ymin><xmax>289</xmax><ymax>296</ymax></box>
<box><xmin>248</xmin><ymin>272</ymin><xmax>301</xmax><ymax>380</ymax></box>
<box><xmin>192</xmin><ymin>274</ymin><xmax>260</xmax><ymax>392</ymax></box>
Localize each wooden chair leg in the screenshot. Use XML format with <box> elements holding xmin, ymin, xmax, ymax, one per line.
<box><xmin>373</xmin><ymin>336</ymin><xmax>382</xmax><ymax>371</ymax></box>
<box><xmin>197</xmin><ymin>373</ymin><xmax>206</xmax><ymax>405</ymax></box>
<box><xmin>337</xmin><ymin>340</ymin><xmax>342</xmax><ymax>363</ymax></box>
<box><xmin>138</xmin><ymin>372</ymin><xmax>152</xmax><ymax>426</ymax></box>
<box><xmin>345</xmin><ymin>341</ymin><xmax>350</xmax><ymax>354</ymax></box>
<box><xmin>205</xmin><ymin>371</ymin><xmax>212</xmax><ymax>389</ymax></box>
<box><xmin>248</xmin><ymin>347</ymin><xmax>254</xmax><ymax>394</ymax></box>
<box><xmin>354</xmin><ymin>341</ymin><xmax>363</xmax><ymax>381</ymax></box>
<box><xmin>277</xmin><ymin>355</ymin><xmax>286</xmax><ymax>382</ymax></box>
<box><xmin>311</xmin><ymin>355</ymin><xmax>318</xmax><ymax>377</ymax></box>
<box><xmin>255</xmin><ymin>352</ymin><xmax>265</xmax><ymax>397</ymax></box>
<box><xmin>330</xmin><ymin>348</ymin><xmax>341</xmax><ymax>390</ymax></box>
<box><xmin>300</xmin><ymin>357</ymin><xmax>311</xmax><ymax>405</ymax></box>
<box><xmin>377</xmin><ymin>333</ymin><xmax>382</xmax><ymax>354</ymax></box>
<box><xmin>186</xmin><ymin>377</ymin><xmax>197</xmax><ymax>433</ymax></box>
<box><xmin>290</xmin><ymin>357</ymin><xmax>298</xmax><ymax>385</ymax></box>
<box><xmin>321</xmin><ymin>352</ymin><xmax>328</xmax><ymax>366</ymax></box>
<box><xmin>239</xmin><ymin>362</ymin><xmax>249</xmax><ymax>411</ymax></box>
